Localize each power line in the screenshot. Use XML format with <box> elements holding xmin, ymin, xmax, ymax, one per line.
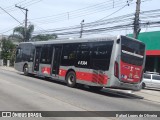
<box><xmin>32</xmin><ymin>12</ymin><xmax>160</xmax><ymax>38</ymax></box>
<box><xmin>0</xmin><ymin>6</ymin><xmax>22</xmax><ymax>24</ymax></box>
<box><xmin>29</xmin><ymin>0</ymin><xmax>128</xmax><ymax>24</ymax></box>
<box><xmin>0</xmin><ymin>0</ymin><xmax>42</xmax><ymax>14</ymax></box>
<box><xmin>90</xmin><ymin>4</ymin><xmax>130</xmax><ymax>23</ymax></box>
<box><xmin>33</xmin><ymin>13</ymin><xmax>135</xmax><ymax>34</ymax></box>
<box><xmin>1</xmin><ymin>0</ymin><xmax>159</xmax><ymax>38</ymax></box>
<box><xmin>0</xmin><ymin>24</ymin><xmax>22</xmax><ymax>35</ymax></box>
<box><xmin>1</xmin><ymin>0</ymin><xmax>26</xmax><ymax>10</ymax></box>
<box><xmin>30</xmin><ymin>0</ymin><xmax>152</xmax><ymax>25</ymax></box>
<box><xmin>30</xmin><ymin>0</ymin><xmax>121</xmax><ymax>20</ymax></box>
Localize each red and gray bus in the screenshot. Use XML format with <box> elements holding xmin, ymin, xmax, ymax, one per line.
<box><xmin>15</xmin><ymin>35</ymin><xmax>145</xmax><ymax>91</ymax></box>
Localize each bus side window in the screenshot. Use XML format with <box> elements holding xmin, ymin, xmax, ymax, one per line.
<box><xmin>61</xmin><ymin>43</ymin><xmax>78</xmax><ymax>66</ymax></box>
<box><xmin>91</xmin><ymin>41</ymin><xmax>113</xmax><ymax>71</ymax></box>
<box><xmin>15</xmin><ymin>48</ymin><xmax>22</xmax><ymax>63</ymax></box>
<box><xmin>40</xmin><ymin>45</ymin><xmax>53</xmax><ymax>64</ymax></box>
<box><xmin>30</xmin><ymin>48</ymin><xmax>35</xmax><ymax>62</ymax></box>
<box><xmin>76</xmin><ymin>43</ymin><xmax>90</xmax><ymax>68</ymax></box>
<box><xmin>20</xmin><ymin>44</ymin><xmax>33</xmax><ymax>62</ymax></box>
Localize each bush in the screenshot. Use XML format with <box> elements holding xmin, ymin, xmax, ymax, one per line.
<box><xmin>1</xmin><ymin>38</ymin><xmax>16</xmax><ymax>66</ymax></box>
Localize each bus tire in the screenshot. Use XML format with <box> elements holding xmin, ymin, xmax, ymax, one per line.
<box><xmin>23</xmin><ymin>64</ymin><xmax>29</xmax><ymax>76</ymax></box>
<box><xmin>89</xmin><ymin>86</ymin><xmax>103</xmax><ymax>91</ymax></box>
<box><xmin>66</xmin><ymin>71</ymin><xmax>76</xmax><ymax>88</ymax></box>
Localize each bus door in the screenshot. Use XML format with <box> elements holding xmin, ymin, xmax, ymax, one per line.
<box><xmin>34</xmin><ymin>46</ymin><xmax>41</xmax><ymax>72</ymax></box>
<box><xmin>51</xmin><ymin>46</ymin><xmax>62</xmax><ymax>77</ymax></box>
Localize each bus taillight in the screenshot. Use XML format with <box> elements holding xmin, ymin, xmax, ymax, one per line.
<box><xmin>114</xmin><ymin>61</ymin><xmax>119</xmax><ymax>78</ymax></box>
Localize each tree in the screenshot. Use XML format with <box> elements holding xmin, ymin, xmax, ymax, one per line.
<box><xmin>9</xmin><ymin>24</ymin><xmax>34</xmax><ymax>42</ymax></box>
<box><xmin>32</xmin><ymin>33</ymin><xmax>57</xmax><ymax>41</ymax></box>
<box><xmin>1</xmin><ymin>38</ymin><xmax>16</xmax><ymax>66</ymax></box>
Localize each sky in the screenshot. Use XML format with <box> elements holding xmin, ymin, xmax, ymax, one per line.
<box><xmin>0</xmin><ymin>0</ymin><xmax>159</xmax><ymax>38</ymax></box>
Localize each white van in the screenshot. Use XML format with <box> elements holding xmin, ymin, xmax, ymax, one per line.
<box><xmin>142</xmin><ymin>72</ymin><xmax>160</xmax><ymax>89</ymax></box>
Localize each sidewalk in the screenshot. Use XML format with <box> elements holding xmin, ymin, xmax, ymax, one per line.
<box><xmin>135</xmin><ymin>89</ymin><xmax>160</xmax><ymax>103</ymax></box>
<box><xmin>0</xmin><ymin>66</ymin><xmax>160</xmax><ymax>103</ymax></box>
<box><xmin>0</xmin><ymin>66</ymin><xmax>17</xmax><ymax>72</ymax></box>
<box><xmin>105</xmin><ymin>88</ymin><xmax>160</xmax><ymax>103</ymax></box>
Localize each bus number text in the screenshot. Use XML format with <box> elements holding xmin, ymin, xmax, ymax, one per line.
<box><xmin>78</xmin><ymin>61</ymin><xmax>87</xmax><ymax>65</ymax></box>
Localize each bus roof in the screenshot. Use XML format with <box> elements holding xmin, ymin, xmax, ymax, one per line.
<box><xmin>19</xmin><ymin>35</ymin><xmax>144</xmax><ymax>45</ymax></box>
<box><xmin>20</xmin><ymin>36</ymin><xmax>118</xmax><ymax>45</ymax></box>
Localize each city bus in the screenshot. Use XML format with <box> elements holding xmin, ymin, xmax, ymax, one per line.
<box><xmin>15</xmin><ymin>35</ymin><xmax>146</xmax><ymax>91</ymax></box>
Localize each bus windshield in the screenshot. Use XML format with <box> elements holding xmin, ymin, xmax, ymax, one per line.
<box><xmin>121</xmin><ymin>36</ymin><xmax>145</xmax><ymax>66</ymax></box>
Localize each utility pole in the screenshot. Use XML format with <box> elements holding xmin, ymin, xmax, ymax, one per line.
<box><xmin>80</xmin><ymin>20</ymin><xmax>84</xmax><ymax>38</ymax></box>
<box><xmin>15</xmin><ymin>5</ymin><xmax>28</xmax><ymax>42</ymax></box>
<box><xmin>133</xmin><ymin>0</ymin><xmax>141</xmax><ymax>39</ymax></box>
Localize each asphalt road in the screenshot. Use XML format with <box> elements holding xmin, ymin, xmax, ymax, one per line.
<box><xmin>0</xmin><ymin>69</ymin><xmax>160</xmax><ymax>120</ymax></box>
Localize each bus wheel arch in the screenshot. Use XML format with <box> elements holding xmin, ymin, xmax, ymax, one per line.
<box><xmin>23</xmin><ymin>63</ymin><xmax>29</xmax><ymax>76</ymax></box>
<box><xmin>65</xmin><ymin>69</ymin><xmax>76</xmax><ymax>88</ymax></box>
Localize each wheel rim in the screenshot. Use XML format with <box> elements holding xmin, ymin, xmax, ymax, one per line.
<box><xmin>68</xmin><ymin>75</ymin><xmax>74</xmax><ymax>85</ymax></box>
<box><xmin>24</xmin><ymin>67</ymin><xmax>28</xmax><ymax>74</ymax></box>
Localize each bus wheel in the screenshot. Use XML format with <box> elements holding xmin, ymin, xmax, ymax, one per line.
<box><xmin>23</xmin><ymin>65</ymin><xmax>29</xmax><ymax>76</ymax></box>
<box><xmin>66</xmin><ymin>71</ymin><xmax>76</xmax><ymax>87</ymax></box>
<box><xmin>89</xmin><ymin>86</ymin><xmax>103</xmax><ymax>91</ymax></box>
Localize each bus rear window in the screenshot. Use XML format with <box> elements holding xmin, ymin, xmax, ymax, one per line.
<box><xmin>121</xmin><ymin>36</ymin><xmax>145</xmax><ymax>56</ymax></box>
<box><xmin>121</xmin><ymin>36</ymin><xmax>145</xmax><ymax>66</ymax></box>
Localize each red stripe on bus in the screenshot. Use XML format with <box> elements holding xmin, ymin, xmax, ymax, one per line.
<box><xmin>41</xmin><ymin>67</ymin><xmax>51</xmax><ymax>74</ymax></box>
<box><xmin>59</xmin><ymin>69</ymin><xmax>67</xmax><ymax>77</ymax></box>
<box><xmin>76</xmin><ymin>71</ymin><xmax>108</xmax><ymax>85</ymax></box>
<box><xmin>59</xmin><ymin>69</ymin><xmax>108</xmax><ymax>85</ymax></box>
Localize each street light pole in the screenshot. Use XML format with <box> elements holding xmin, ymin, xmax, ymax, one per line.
<box><xmin>80</xmin><ymin>20</ymin><xmax>84</xmax><ymax>38</ymax></box>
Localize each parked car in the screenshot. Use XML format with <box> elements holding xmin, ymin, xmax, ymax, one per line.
<box><xmin>142</xmin><ymin>72</ymin><xmax>160</xmax><ymax>89</ymax></box>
